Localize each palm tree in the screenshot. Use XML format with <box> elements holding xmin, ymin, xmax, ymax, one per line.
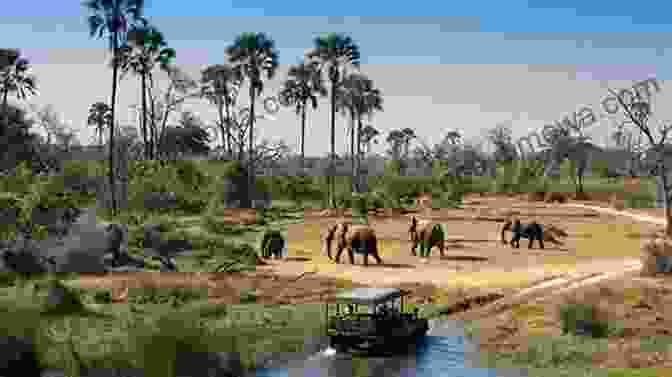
<box><xmin>279</xmin><ymin>60</ymin><xmax>326</xmax><ymax>170</ymax></box>
<box><xmin>118</xmin><ymin>21</ymin><xmax>175</xmax><ymax>160</ymax></box>
<box><xmin>0</xmin><ymin>49</ymin><xmax>37</xmax><ymax>127</ymax></box>
<box><xmin>87</xmin><ymin>102</ymin><xmax>112</xmax><ymax>147</ymax></box>
<box><xmin>83</xmin><ymin>0</ymin><xmax>145</xmax><ymax>216</ymax></box>
<box><xmin>353</xmin><ymin>77</ymin><xmax>382</xmax><ymax>191</ymax></box>
<box><xmin>359</xmin><ymin>124</ymin><xmax>379</xmax><ymax>155</ymax></box>
<box><xmin>200</xmin><ymin>64</ymin><xmax>242</xmax><ymax>156</ymax></box>
<box><xmin>306</xmin><ymin>33</ymin><xmax>361</xmax><ymax>208</ymax></box>
<box><xmin>386</xmin><ymin>129</ymin><xmax>406</xmax><ymax>175</ymax></box>
<box><xmin>226</xmin><ymin>32</ymin><xmax>279</xmax><ymax>208</ymax></box>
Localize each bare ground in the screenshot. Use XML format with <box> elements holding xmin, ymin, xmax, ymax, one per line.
<box><xmin>66</xmin><ymin>195</ymin><xmax>670</xmax><ymax>366</ymax></box>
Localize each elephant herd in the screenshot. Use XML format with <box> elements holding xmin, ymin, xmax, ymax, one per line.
<box><xmin>322</xmin><ymin>217</ymin><xmax>450</xmax><ymax>266</ymax></box>
<box><xmin>260</xmin><ymin>216</ymin><xmax>564</xmax><ymax>267</ymax></box>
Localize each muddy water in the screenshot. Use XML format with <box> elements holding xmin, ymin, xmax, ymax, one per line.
<box><xmin>251</xmin><ymin>320</ymin><xmax>526</xmax><ymax>377</ymax></box>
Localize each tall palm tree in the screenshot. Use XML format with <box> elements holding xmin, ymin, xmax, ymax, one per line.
<box><xmin>83</xmin><ymin>0</ymin><xmax>145</xmax><ymax>215</ymax></box>
<box><xmin>306</xmin><ymin>33</ymin><xmax>360</xmax><ymax>208</ymax></box>
<box><xmin>0</xmin><ymin>49</ymin><xmax>37</xmax><ymax>127</ymax></box>
<box><xmin>118</xmin><ymin>21</ymin><xmax>175</xmax><ymax>160</ymax></box>
<box><xmin>201</xmin><ymin>64</ymin><xmax>242</xmax><ymax>156</ymax></box>
<box><xmin>226</xmin><ymin>32</ymin><xmax>279</xmax><ymax>208</ymax></box>
<box><xmin>87</xmin><ymin>102</ymin><xmax>112</xmax><ymax>147</ymax></box>
<box><xmin>335</xmin><ymin>73</ymin><xmax>362</xmax><ymax>191</ymax></box>
<box><xmin>353</xmin><ymin>77</ymin><xmax>382</xmax><ymax>192</ymax></box>
<box><xmin>279</xmin><ymin>60</ymin><xmax>326</xmax><ymax>170</ymax></box>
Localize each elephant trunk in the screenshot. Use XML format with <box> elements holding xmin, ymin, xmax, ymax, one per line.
<box><xmin>501</xmin><ymin>221</ymin><xmax>512</xmax><ymax>245</ymax></box>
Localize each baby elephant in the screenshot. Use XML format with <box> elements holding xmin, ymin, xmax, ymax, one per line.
<box><xmin>501</xmin><ymin>219</ymin><xmax>544</xmax><ymax>249</ymax></box>
<box><xmin>409</xmin><ymin>217</ymin><xmax>445</xmax><ymax>258</ymax></box>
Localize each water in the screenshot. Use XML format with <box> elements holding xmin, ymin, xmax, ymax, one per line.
<box><xmin>251</xmin><ymin>320</ymin><xmax>527</xmax><ymax>377</ymax></box>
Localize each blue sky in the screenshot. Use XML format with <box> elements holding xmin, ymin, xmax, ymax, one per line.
<box><xmin>1</xmin><ymin>1</ymin><xmax>671</xmax><ymax>156</ymax></box>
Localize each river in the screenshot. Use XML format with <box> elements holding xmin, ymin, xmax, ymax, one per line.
<box><xmin>251</xmin><ymin>319</ymin><xmax>527</xmax><ymax>377</ymax></box>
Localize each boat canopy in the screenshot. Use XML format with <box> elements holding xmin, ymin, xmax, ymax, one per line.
<box><xmin>333</xmin><ymin>288</ymin><xmax>406</xmax><ymax>306</ymax></box>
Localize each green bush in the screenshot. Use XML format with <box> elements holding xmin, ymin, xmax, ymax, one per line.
<box><xmin>623</xmin><ymin>191</ymin><xmax>655</xmax><ymax>209</ymax></box>
<box><xmin>40</xmin><ymin>279</ymin><xmax>86</xmax><ymax>316</ymax></box>
<box><xmin>239</xmin><ymin>288</ymin><xmax>258</xmax><ymax>303</ymax></box>
<box><xmin>126</xmin><ymin>160</ymin><xmax>211</xmax><ymax>215</ymax></box>
<box><xmin>0</xmin><ymin>164</ymin><xmax>83</xmax><ymax>241</ymax></box>
<box><xmin>559</xmin><ymin>302</ymin><xmax>610</xmax><ymax>338</ymax></box>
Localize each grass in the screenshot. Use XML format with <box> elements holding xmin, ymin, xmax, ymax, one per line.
<box><xmin>0</xmin><ymin>280</ymin><xmax>329</xmax><ymax>375</ymax></box>
<box><xmin>473</xmin><ymin>330</ymin><xmax>672</xmax><ymax>377</ymax></box>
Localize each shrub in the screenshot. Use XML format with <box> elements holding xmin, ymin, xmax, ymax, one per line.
<box><xmin>558</xmin><ymin>302</ymin><xmax>610</xmax><ymax>338</ymax></box>
<box><xmin>0</xmin><ymin>169</ymin><xmax>83</xmax><ymax>241</ymax></box>
<box><xmin>239</xmin><ymin>288</ymin><xmax>258</xmax><ymax>303</ymax></box>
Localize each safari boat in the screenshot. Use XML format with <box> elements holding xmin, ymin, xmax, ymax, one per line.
<box><xmin>326</xmin><ymin>287</ymin><xmax>429</xmax><ymax>353</ymax></box>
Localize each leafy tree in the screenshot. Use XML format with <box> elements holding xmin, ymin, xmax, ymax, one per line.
<box><xmin>118</xmin><ymin>21</ymin><xmax>176</xmax><ymax>159</ymax></box>
<box><xmin>0</xmin><ymin>104</ymin><xmax>47</xmax><ymax>174</ymax></box>
<box><xmin>359</xmin><ymin>124</ymin><xmax>379</xmax><ymax>156</ymax></box>
<box><xmin>226</xmin><ymin>32</ymin><xmax>280</xmax><ymax>208</ymax></box>
<box><xmin>200</xmin><ymin>64</ymin><xmax>242</xmax><ymax>155</ymax></box>
<box><xmin>610</xmin><ymin>88</ymin><xmax>672</xmax><ymax>235</ymax></box>
<box><xmin>87</xmin><ymin>101</ymin><xmax>112</xmax><ymax>146</ymax></box>
<box><xmin>83</xmin><ymin>0</ymin><xmax>146</xmax><ymax>215</ymax></box>
<box><xmin>386</xmin><ymin>129</ymin><xmax>406</xmax><ymax>175</ymax></box>
<box><xmin>336</xmin><ymin>72</ymin><xmax>383</xmax><ymax>192</ymax></box>
<box><xmin>279</xmin><ymin>60</ymin><xmax>326</xmax><ymax>170</ymax></box>
<box><xmin>0</xmin><ymin>49</ymin><xmax>37</xmax><ymax>129</ymax></box>
<box><xmin>146</xmin><ymin>66</ymin><xmax>200</xmax><ymax>160</ymax></box>
<box><xmin>159</xmin><ymin>111</ymin><xmax>211</xmax><ymax>159</ymax></box>
<box><xmin>306</xmin><ymin>33</ymin><xmax>361</xmax><ymax>208</ymax></box>
<box><xmin>486</xmin><ymin>123</ymin><xmax>517</xmax><ymax>163</ymax></box>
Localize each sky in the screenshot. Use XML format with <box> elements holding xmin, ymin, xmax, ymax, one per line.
<box><xmin>2</xmin><ymin>0</ymin><xmax>672</xmax><ymax>157</ymax></box>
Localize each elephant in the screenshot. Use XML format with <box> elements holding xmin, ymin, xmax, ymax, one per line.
<box><xmin>408</xmin><ymin>217</ymin><xmax>445</xmax><ymax>258</ymax></box>
<box><xmin>325</xmin><ymin>222</ymin><xmax>382</xmax><ymax>266</ymax></box>
<box><xmin>260</xmin><ymin>230</ymin><xmax>285</xmax><ymax>259</ymax></box>
<box><xmin>501</xmin><ymin>219</ymin><xmax>545</xmax><ymax>249</ymax></box>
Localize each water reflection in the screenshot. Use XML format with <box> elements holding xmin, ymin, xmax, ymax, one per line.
<box><xmin>252</xmin><ymin>328</ymin><xmax>526</xmax><ymax>377</ymax></box>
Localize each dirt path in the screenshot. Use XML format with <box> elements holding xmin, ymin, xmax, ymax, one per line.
<box><xmin>454</xmin><ymin>203</ymin><xmax>663</xmax><ymax>320</ymax></box>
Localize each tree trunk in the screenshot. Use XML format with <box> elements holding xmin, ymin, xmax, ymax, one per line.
<box><xmin>330</xmin><ymin>79</ymin><xmax>336</xmax><ymax>208</ymax></box>
<box><xmin>225</xmin><ymin>101</ymin><xmax>233</xmax><ymax>157</ymax></box>
<box><xmin>245</xmin><ymin>85</ymin><xmax>256</xmax><ymax>208</ymax></box>
<box><xmin>356</xmin><ymin>115</ymin><xmax>363</xmax><ymax>193</ymax></box>
<box><xmin>1</xmin><ymin>88</ymin><xmax>8</xmax><ymax>135</ymax></box>
<box><xmin>300</xmin><ymin>102</ymin><xmax>306</xmax><ymax>171</ymax></box>
<box><xmin>108</xmin><ymin>30</ymin><xmax>119</xmax><ymax>215</ymax></box>
<box><xmin>350</xmin><ymin>110</ymin><xmax>356</xmax><ymax>193</ymax></box>
<box><xmin>216</xmin><ymin>98</ymin><xmax>226</xmax><ymax>152</ymax></box>
<box><xmin>141</xmin><ymin>72</ymin><xmax>149</xmax><ymax>160</ymax></box>
<box><xmin>147</xmin><ymin>72</ymin><xmax>157</xmax><ymax>159</ymax></box>
<box><xmin>655</xmin><ymin>153</ymin><xmax>672</xmax><ymax>236</ymax></box>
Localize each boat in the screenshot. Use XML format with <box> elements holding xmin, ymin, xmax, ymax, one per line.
<box><xmin>325</xmin><ymin>287</ymin><xmax>429</xmax><ymax>354</ymax></box>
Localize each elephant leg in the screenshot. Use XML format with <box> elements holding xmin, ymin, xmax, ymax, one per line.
<box><xmin>372</xmin><ymin>250</ymin><xmax>382</xmax><ymax>264</ymax></box>
<box><xmin>335</xmin><ymin>247</ymin><xmax>344</xmax><ymax>264</ymax></box>
<box><xmin>538</xmin><ymin>236</ymin><xmax>545</xmax><ymax>249</ymax></box>
<box><xmin>528</xmin><ymin>238</ymin><xmax>534</xmax><ymax>249</ymax></box>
